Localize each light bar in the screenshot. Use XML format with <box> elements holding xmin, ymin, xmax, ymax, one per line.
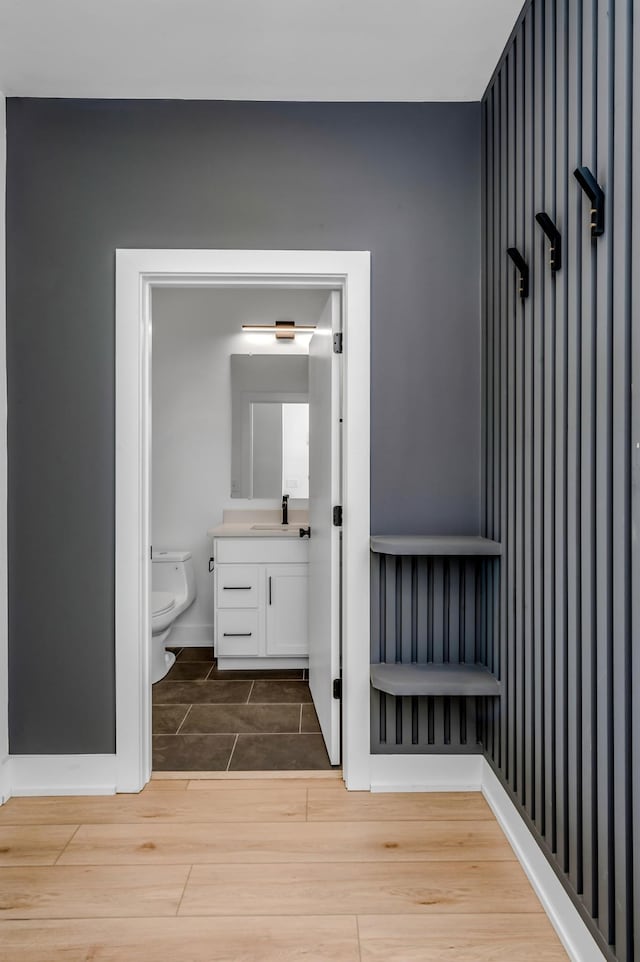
<box><xmin>241</xmin><ymin>321</ymin><xmax>316</xmax><ymax>340</ymax></box>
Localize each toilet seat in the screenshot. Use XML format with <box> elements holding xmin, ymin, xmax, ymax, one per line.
<box><xmin>152</xmin><ymin>591</ymin><xmax>176</xmax><ymax>617</ymax></box>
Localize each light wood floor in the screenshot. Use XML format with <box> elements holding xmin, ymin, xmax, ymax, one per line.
<box><xmin>0</xmin><ymin>773</ymin><xmax>568</xmax><ymax>961</ymax></box>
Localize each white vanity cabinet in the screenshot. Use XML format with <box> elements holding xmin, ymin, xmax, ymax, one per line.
<box><xmin>213</xmin><ymin>537</ymin><xmax>309</xmax><ymax>669</ymax></box>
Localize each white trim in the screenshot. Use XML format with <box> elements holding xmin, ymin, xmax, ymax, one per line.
<box><xmin>0</xmin><ymin>755</ymin><xmax>10</xmax><ymax>805</ymax></box>
<box><xmin>8</xmin><ymin>755</ymin><xmax>117</xmax><ymax>797</ymax></box>
<box><xmin>115</xmin><ymin>250</ymin><xmax>371</xmax><ymax>794</ymax></box>
<box><xmin>166</xmin><ymin>624</ymin><xmax>214</xmax><ymax>646</ymax></box>
<box><xmin>369</xmin><ymin>753</ymin><xmax>484</xmax><ymax>792</ymax></box>
<box><xmin>481</xmin><ymin>762</ymin><xmax>606</xmax><ymax>962</ymax></box>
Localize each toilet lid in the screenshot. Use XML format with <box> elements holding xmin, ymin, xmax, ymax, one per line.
<box><xmin>152</xmin><ymin>591</ymin><xmax>176</xmax><ymax>617</ymax></box>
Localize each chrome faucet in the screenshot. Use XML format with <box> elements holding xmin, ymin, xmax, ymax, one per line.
<box><xmin>282</xmin><ymin>493</ymin><xmax>289</xmax><ymax>525</ymax></box>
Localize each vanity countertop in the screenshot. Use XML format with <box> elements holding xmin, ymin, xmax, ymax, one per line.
<box><xmin>208</xmin><ymin>508</ymin><xmax>309</xmax><ymax>540</ymax></box>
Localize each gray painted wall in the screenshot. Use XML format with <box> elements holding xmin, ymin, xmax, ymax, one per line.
<box><xmin>6</xmin><ymin>99</ymin><xmax>481</xmax><ymax>753</ymax></box>
<box><xmin>482</xmin><ymin>2</ymin><xmax>638</xmax><ymax>960</ymax></box>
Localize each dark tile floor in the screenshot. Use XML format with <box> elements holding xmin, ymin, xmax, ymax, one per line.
<box><xmin>152</xmin><ymin>647</ymin><xmax>332</xmax><ymax>772</ymax></box>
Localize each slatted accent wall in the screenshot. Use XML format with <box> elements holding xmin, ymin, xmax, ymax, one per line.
<box><xmin>482</xmin><ymin>1</ymin><xmax>639</xmax><ymax>959</ymax></box>
<box><xmin>370</xmin><ymin>554</ymin><xmax>499</xmax><ymax>753</ymax></box>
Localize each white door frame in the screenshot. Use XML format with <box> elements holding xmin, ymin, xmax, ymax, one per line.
<box><xmin>115</xmin><ymin>249</ymin><xmax>371</xmax><ymax>792</ymax></box>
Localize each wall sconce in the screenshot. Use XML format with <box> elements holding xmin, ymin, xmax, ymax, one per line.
<box><xmin>535</xmin><ymin>212</ymin><xmax>562</xmax><ymax>272</ymax></box>
<box><xmin>241</xmin><ymin>320</ymin><xmax>316</xmax><ymax>340</ymax></box>
<box><xmin>574</xmin><ymin>166</ymin><xmax>605</xmax><ymax>237</ymax></box>
<box><xmin>506</xmin><ymin>247</ymin><xmax>529</xmax><ymax>299</ymax></box>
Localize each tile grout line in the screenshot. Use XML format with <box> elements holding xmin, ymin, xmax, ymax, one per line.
<box><xmin>246</xmin><ymin>680</ymin><xmax>255</xmax><ymax>704</ymax></box>
<box><xmin>175</xmin><ymin>864</ymin><xmax>194</xmax><ymax>917</ymax></box>
<box><xmin>175</xmin><ymin>705</ymin><xmax>193</xmax><ymax>734</ymax></box>
<box><xmin>299</xmin><ymin>704</ymin><xmax>303</xmax><ymax>734</ymax></box>
<box><xmin>53</xmin><ymin>824</ymin><xmax>82</xmax><ymax>865</ymax></box>
<box><xmin>226</xmin><ymin>734</ymin><xmax>239</xmax><ymax>772</ymax></box>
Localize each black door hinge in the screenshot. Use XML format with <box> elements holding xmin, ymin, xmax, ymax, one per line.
<box><xmin>333</xmin><ymin>505</ymin><xmax>343</xmax><ymax>527</ymax></box>
<box><xmin>333</xmin><ymin>332</ymin><xmax>343</xmax><ymax>354</ymax></box>
<box><xmin>332</xmin><ymin>678</ymin><xmax>342</xmax><ymax>699</ymax></box>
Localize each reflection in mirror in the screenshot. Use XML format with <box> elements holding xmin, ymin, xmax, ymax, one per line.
<box><xmin>252</xmin><ymin>402</ymin><xmax>309</xmax><ymax>499</ymax></box>
<box><xmin>230</xmin><ymin>355</ymin><xmax>309</xmax><ymax>499</ymax></box>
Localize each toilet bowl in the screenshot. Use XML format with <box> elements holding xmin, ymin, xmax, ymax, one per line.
<box><xmin>151</xmin><ymin>550</ymin><xmax>197</xmax><ymax>684</ymax></box>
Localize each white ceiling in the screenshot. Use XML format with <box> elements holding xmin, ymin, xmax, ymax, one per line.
<box><xmin>0</xmin><ymin>0</ymin><xmax>522</xmax><ymax>101</ymax></box>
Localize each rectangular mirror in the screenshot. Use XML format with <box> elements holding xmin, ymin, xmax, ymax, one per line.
<box><xmin>230</xmin><ymin>354</ymin><xmax>309</xmax><ymax>499</ymax></box>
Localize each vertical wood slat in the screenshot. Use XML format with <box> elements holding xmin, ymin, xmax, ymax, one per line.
<box><xmin>499</xmin><ymin>65</ymin><xmax>509</xmax><ymax>777</ymax></box>
<box><xmin>522</xmin><ymin>10</ymin><xmax>534</xmax><ymax>815</ymax></box>
<box><xmin>553</xmin><ymin>0</ymin><xmax>569</xmax><ymax>876</ymax></box>
<box><xmin>531</xmin><ymin>0</ymin><xmax>545</xmax><ymax>835</ymax></box>
<box><xmin>565</xmin><ymin>0</ymin><xmax>582</xmax><ymax>896</ymax></box>
<box><xmin>506</xmin><ymin>44</ymin><xmax>517</xmax><ymax>790</ymax></box>
<box><xmin>514</xmin><ymin>29</ymin><xmax>525</xmax><ymax>803</ymax></box>
<box><xmin>631</xmin><ymin>0</ymin><xmax>640</xmax><ymax>953</ymax></box>
<box><xmin>579</xmin><ymin>0</ymin><xmax>597</xmax><ymax>920</ymax></box>
<box><xmin>595</xmin><ymin>0</ymin><xmax>614</xmax><ymax>944</ymax></box>
<box><xmin>542</xmin><ymin>0</ymin><xmax>558</xmax><ymax>855</ymax></box>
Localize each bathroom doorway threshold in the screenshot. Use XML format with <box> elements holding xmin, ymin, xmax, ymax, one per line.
<box><xmin>150</xmin><ymin>770</ymin><xmax>343</xmax><ymax>781</ymax></box>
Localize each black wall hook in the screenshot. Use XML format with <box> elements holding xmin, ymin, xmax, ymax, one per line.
<box><xmin>506</xmin><ymin>248</ymin><xmax>529</xmax><ymax>299</ymax></box>
<box><xmin>574</xmin><ymin>166</ymin><xmax>605</xmax><ymax>236</ymax></box>
<box><xmin>535</xmin><ymin>212</ymin><xmax>562</xmax><ymax>272</ymax></box>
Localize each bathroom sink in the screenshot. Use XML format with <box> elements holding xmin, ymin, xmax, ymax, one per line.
<box><xmin>251</xmin><ymin>523</ymin><xmax>292</xmax><ymax>530</ymax></box>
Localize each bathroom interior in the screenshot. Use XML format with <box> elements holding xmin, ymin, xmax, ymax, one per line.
<box><xmin>150</xmin><ymin>285</ymin><xmax>336</xmax><ymax>773</ymax></box>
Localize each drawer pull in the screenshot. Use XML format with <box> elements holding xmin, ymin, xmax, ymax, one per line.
<box><xmin>268</xmin><ymin>575</ymin><xmax>272</xmax><ymax>605</ymax></box>
<box><xmin>223</xmin><ymin>632</ymin><xmax>253</xmax><ymax>637</ymax></box>
<box><xmin>223</xmin><ymin>586</ymin><xmax>252</xmax><ymax>590</ymax></box>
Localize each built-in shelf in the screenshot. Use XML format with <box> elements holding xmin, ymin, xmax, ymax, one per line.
<box><xmin>370</xmin><ymin>662</ymin><xmax>501</xmax><ymax>697</ymax></box>
<box><xmin>370</xmin><ymin>535</ymin><xmax>502</xmax><ymax>556</ymax></box>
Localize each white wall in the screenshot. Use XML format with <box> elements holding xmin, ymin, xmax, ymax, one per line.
<box><xmin>151</xmin><ymin>286</ymin><xmax>328</xmax><ymax>641</ymax></box>
<box><xmin>0</xmin><ymin>94</ymin><xmax>8</xmax><ymax>801</ymax></box>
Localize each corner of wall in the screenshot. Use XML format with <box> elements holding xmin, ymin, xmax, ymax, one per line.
<box><xmin>0</xmin><ymin>92</ymin><xmax>8</xmax><ymax>802</ymax></box>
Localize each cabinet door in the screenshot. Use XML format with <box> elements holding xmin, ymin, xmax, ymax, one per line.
<box><xmin>265</xmin><ymin>565</ymin><xmax>308</xmax><ymax>656</ymax></box>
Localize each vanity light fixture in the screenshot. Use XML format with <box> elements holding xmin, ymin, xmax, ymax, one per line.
<box><xmin>241</xmin><ymin>320</ymin><xmax>317</xmax><ymax>340</ymax></box>
<box><xmin>535</xmin><ymin>212</ymin><xmax>562</xmax><ymax>272</ymax></box>
<box><xmin>574</xmin><ymin>166</ymin><xmax>605</xmax><ymax>237</ymax></box>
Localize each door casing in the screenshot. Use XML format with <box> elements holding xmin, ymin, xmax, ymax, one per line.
<box><xmin>115</xmin><ymin>249</ymin><xmax>371</xmax><ymax>791</ymax></box>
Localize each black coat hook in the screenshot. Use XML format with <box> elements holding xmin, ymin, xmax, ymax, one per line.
<box><xmin>574</xmin><ymin>166</ymin><xmax>605</xmax><ymax>237</ymax></box>
<box><xmin>506</xmin><ymin>248</ymin><xmax>529</xmax><ymax>299</ymax></box>
<box><xmin>535</xmin><ymin>212</ymin><xmax>562</xmax><ymax>272</ymax></box>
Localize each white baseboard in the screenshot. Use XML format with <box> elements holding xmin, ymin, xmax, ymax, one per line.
<box><xmin>9</xmin><ymin>754</ymin><xmax>117</xmax><ymax>796</ymax></box>
<box><xmin>0</xmin><ymin>754</ymin><xmax>10</xmax><ymax>804</ymax></box>
<box><xmin>369</xmin><ymin>753</ymin><xmax>483</xmax><ymax>792</ymax></box>
<box><xmin>217</xmin><ymin>657</ymin><xmax>308</xmax><ymax>670</ymax></box>
<box><xmin>168</xmin><ymin>624</ymin><xmax>214</xmax><ymax>646</ymax></box>
<box><xmin>481</xmin><ymin>762</ymin><xmax>606</xmax><ymax>962</ymax></box>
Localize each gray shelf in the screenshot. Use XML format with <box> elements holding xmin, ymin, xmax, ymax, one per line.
<box><xmin>370</xmin><ymin>662</ymin><xmax>501</xmax><ymax>697</ymax></box>
<box><xmin>370</xmin><ymin>535</ymin><xmax>501</xmax><ymax>556</ymax></box>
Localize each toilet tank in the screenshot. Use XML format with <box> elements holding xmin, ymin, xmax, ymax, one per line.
<box><xmin>152</xmin><ymin>550</ymin><xmax>197</xmax><ymax>606</ymax></box>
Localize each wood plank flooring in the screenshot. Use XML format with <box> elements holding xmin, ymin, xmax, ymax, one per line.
<box><xmin>0</xmin><ymin>778</ymin><xmax>568</xmax><ymax>961</ymax></box>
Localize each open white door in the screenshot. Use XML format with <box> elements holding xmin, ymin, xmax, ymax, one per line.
<box><xmin>308</xmin><ymin>291</ymin><xmax>342</xmax><ymax>765</ymax></box>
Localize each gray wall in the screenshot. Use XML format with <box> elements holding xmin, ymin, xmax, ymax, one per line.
<box><xmin>6</xmin><ymin>99</ymin><xmax>481</xmax><ymax>753</ymax></box>
<box><xmin>482</xmin><ymin>2</ymin><xmax>639</xmax><ymax>961</ymax></box>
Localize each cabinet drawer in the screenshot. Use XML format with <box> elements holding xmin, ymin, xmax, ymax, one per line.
<box><xmin>215</xmin><ymin>538</ymin><xmax>309</xmax><ymax>564</ymax></box>
<box><xmin>216</xmin><ymin>565</ymin><xmax>259</xmax><ymax>608</ymax></box>
<box><xmin>216</xmin><ymin>610</ymin><xmax>260</xmax><ymax>657</ymax></box>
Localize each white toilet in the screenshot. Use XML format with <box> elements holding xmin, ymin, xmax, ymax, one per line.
<box><xmin>151</xmin><ymin>550</ymin><xmax>197</xmax><ymax>684</ymax></box>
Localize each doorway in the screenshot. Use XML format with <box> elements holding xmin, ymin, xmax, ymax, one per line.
<box><xmin>149</xmin><ymin>286</ymin><xmax>338</xmax><ymax>773</ymax></box>
<box><xmin>115</xmin><ymin>250</ymin><xmax>371</xmax><ymax>792</ymax></box>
